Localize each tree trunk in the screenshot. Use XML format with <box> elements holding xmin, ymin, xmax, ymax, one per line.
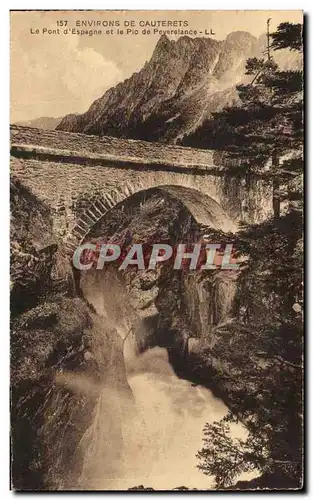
<box><xmin>272</xmin><ymin>153</ymin><xmax>280</xmax><ymax>219</ymax></box>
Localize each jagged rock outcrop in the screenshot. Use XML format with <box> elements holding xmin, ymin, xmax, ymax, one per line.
<box><xmin>57</xmin><ymin>32</ymin><xmax>262</xmax><ymax>142</ymax></box>
<box><xmin>56</xmin><ymin>31</ymin><xmax>302</xmax><ymax>143</ymax></box>
<box><xmin>11</xmin><ymin>295</ymin><xmax>132</xmax><ymax>490</ymax></box>
<box><xmin>10</xmin><ymin>182</ymin><xmax>134</xmax><ymax>490</ymax></box>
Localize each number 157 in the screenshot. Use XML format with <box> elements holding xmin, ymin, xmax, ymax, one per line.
<box><xmin>57</xmin><ymin>21</ymin><xmax>68</xmax><ymax>27</ymax></box>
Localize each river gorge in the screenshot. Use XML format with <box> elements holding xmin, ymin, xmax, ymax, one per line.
<box><xmin>11</xmin><ymin>187</ymin><xmax>256</xmax><ymax>490</ymax></box>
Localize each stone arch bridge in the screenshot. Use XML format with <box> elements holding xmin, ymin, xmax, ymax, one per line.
<box><xmin>11</xmin><ymin>125</ymin><xmax>272</xmax><ymax>256</ymax></box>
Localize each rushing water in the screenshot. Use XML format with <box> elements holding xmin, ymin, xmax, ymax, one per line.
<box><xmin>71</xmin><ymin>331</ymin><xmax>247</xmax><ymax>490</ymax></box>
<box><xmin>72</xmin><ymin>344</ymin><xmax>231</xmax><ymax>490</ymax></box>
<box><xmin>120</xmin><ymin>344</ymin><xmax>229</xmax><ymax>490</ymax></box>
<box><xmin>56</xmin><ymin>270</ymin><xmax>249</xmax><ymax>490</ymax></box>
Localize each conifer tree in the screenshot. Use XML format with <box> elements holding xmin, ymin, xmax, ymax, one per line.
<box><xmin>184</xmin><ymin>22</ymin><xmax>303</xmax><ymax>218</ymax></box>
<box><xmin>195</xmin><ymin>22</ymin><xmax>303</xmax><ymax>489</ymax></box>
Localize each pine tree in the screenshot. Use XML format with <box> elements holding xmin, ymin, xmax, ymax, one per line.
<box><xmin>195</xmin><ymin>22</ymin><xmax>303</xmax><ymax>489</ymax></box>
<box><xmin>184</xmin><ymin>22</ymin><xmax>303</xmax><ymax>218</ymax></box>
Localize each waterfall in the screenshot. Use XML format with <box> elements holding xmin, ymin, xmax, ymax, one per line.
<box><xmin>73</xmin><ymin>343</ymin><xmax>231</xmax><ymax>490</ymax></box>
<box><xmin>50</xmin><ymin>268</ymin><xmax>250</xmax><ymax>490</ymax></box>
<box><xmin>120</xmin><ymin>346</ymin><xmax>230</xmax><ymax>490</ymax></box>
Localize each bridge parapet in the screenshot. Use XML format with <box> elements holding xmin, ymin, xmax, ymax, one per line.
<box><xmin>11</xmin><ymin>125</ymin><xmax>219</xmax><ymax>173</ymax></box>
<box><xmin>10</xmin><ymin>125</ymin><xmax>273</xmax><ymax>254</ymax></box>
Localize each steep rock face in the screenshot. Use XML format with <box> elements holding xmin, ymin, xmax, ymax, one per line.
<box><xmin>57</xmin><ymin>32</ymin><xmax>261</xmax><ymax>142</ymax></box>
<box><xmin>10</xmin><ymin>180</ymin><xmax>133</xmax><ymax>490</ymax></box>
<box><xmin>11</xmin><ymin>295</ymin><xmax>132</xmax><ymax>490</ymax></box>
<box><xmin>77</xmin><ymin>190</ymin><xmax>239</xmax><ymax>360</ymax></box>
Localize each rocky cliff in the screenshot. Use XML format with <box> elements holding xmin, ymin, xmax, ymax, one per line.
<box><xmin>57</xmin><ymin>31</ymin><xmax>301</xmax><ymax>143</ymax></box>
<box><xmin>12</xmin><ymin>176</ymin><xmax>300</xmax><ymax>489</ymax></box>
<box><xmin>57</xmin><ymin>32</ymin><xmax>263</xmax><ymax>142</ymax></box>
<box><xmin>10</xmin><ymin>179</ymin><xmax>133</xmax><ymax>490</ymax></box>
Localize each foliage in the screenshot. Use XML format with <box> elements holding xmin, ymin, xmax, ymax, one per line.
<box><xmin>184</xmin><ymin>22</ymin><xmax>303</xmax><ymax>209</ymax></box>
<box><xmin>196</xmin><ymin>23</ymin><xmax>303</xmax><ymax>489</ymax></box>
<box><xmin>271</xmin><ymin>22</ymin><xmax>303</xmax><ymax>52</ymax></box>
<box><xmin>196</xmin><ymin>215</ymin><xmax>303</xmax><ymax>488</ymax></box>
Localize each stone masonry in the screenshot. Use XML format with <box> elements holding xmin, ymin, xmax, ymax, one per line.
<box><xmin>11</xmin><ymin>125</ymin><xmax>273</xmax><ymax>255</ymax></box>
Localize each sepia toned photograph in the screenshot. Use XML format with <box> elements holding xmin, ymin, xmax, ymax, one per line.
<box><xmin>10</xmin><ymin>10</ymin><xmax>303</xmax><ymax>491</ymax></box>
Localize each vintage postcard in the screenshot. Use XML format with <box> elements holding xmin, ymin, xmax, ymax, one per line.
<box><xmin>10</xmin><ymin>10</ymin><xmax>303</xmax><ymax>491</ymax></box>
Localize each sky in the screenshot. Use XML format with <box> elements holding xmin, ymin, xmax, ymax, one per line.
<box><xmin>10</xmin><ymin>10</ymin><xmax>303</xmax><ymax>123</ymax></box>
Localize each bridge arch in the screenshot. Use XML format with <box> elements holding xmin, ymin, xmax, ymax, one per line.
<box><xmin>65</xmin><ymin>182</ymin><xmax>237</xmax><ymax>254</ymax></box>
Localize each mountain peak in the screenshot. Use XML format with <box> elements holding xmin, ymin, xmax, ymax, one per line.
<box><xmin>225</xmin><ymin>30</ymin><xmax>256</xmax><ymax>41</ymax></box>
<box><xmin>159</xmin><ymin>33</ymin><xmax>170</xmax><ymax>43</ymax></box>
<box><xmin>153</xmin><ymin>34</ymin><xmax>171</xmax><ymax>51</ymax></box>
<box><xmin>57</xmin><ymin>30</ymin><xmax>264</xmax><ymax>140</ymax></box>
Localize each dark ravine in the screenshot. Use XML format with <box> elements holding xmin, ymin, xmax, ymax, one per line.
<box><xmin>11</xmin><ymin>187</ymin><xmax>250</xmax><ymax>490</ymax></box>
<box><xmin>12</xmin><ymin>159</ymin><xmax>300</xmax><ymax>490</ymax></box>
<box><xmin>10</xmin><ymin>175</ymin><xmax>301</xmax><ymax>491</ymax></box>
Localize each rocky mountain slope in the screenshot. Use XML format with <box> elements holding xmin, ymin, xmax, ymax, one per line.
<box><xmin>57</xmin><ymin>32</ymin><xmax>259</xmax><ymax>142</ymax></box>
<box><xmin>15</xmin><ymin>116</ymin><xmax>62</xmax><ymax>130</ymax></box>
<box><xmin>57</xmin><ymin>31</ymin><xmax>301</xmax><ymax>143</ymax></box>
